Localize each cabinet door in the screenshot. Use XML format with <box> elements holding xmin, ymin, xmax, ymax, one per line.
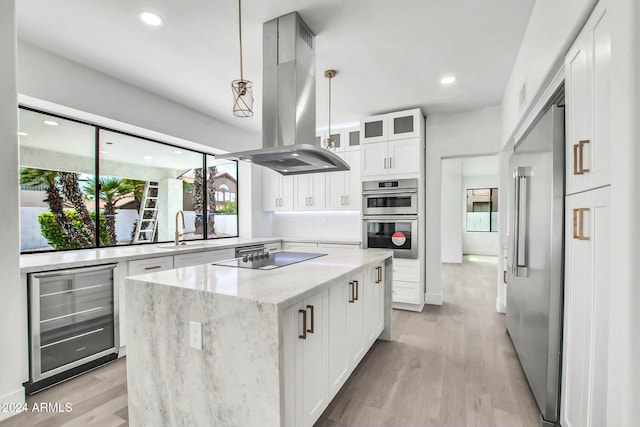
<box><xmin>325</xmin><ymin>168</ymin><xmax>347</xmax><ymax>211</ymax></box>
<box><xmin>310</xmin><ymin>174</ymin><xmax>326</xmax><ymax>210</ymax></box>
<box><xmin>373</xmin><ymin>264</ymin><xmax>385</xmax><ymax>337</ymax></box>
<box><xmin>294</xmin><ymin>175</ymin><xmax>312</xmax><ymax>211</ymax></box>
<box><xmin>565</xmin><ymin>3</ymin><xmax>610</xmax><ymax>195</ymax></box>
<box><xmin>263</xmin><ymin>168</ymin><xmax>280</xmax><ymax>211</ymax></box>
<box><xmin>204</xmin><ymin>248</ymin><xmax>235</xmax><ymax>263</ymax></box>
<box><xmin>388</xmin><ymin>109</ymin><xmax>422</xmax><ymax>140</ymax></box>
<box><xmin>561</xmin><ymin>186</ymin><xmax>610</xmax><ymax>427</ymax></box>
<box><xmin>347</xmin><ymin>272</ymin><xmax>365</xmax><ymax>368</ymax></box>
<box><xmin>360</xmin><ymin>114</ymin><xmax>387</xmax><ymax>144</ymax></box>
<box><xmin>344</xmin><ymin>150</ymin><xmax>361</xmax><ymax>210</ymax></box>
<box><xmin>327</xmin><ymin>280</ymin><xmax>349</xmax><ymax>398</ymax></box>
<box><xmin>388</xmin><ymin>138</ymin><xmax>420</xmax><ymax>175</ymax></box>
<box><xmin>301</xmin><ymin>291</ymin><xmax>329</xmax><ymax>426</ymax></box>
<box><xmin>360</xmin><ymin>142</ymin><xmax>388</xmax><ymax>177</ymax></box>
<box><xmin>363</xmin><ymin>266</ymin><xmax>376</xmax><ymax>347</ymax></box>
<box><xmin>281</xmin><ymin>175</ymin><xmax>294</xmax><ymax>211</ymax></box>
<box><xmin>344</xmin><ymin>127</ymin><xmax>361</xmax><ymax>151</ymax></box>
<box><xmin>173</xmin><ymin>252</ymin><xmax>208</xmax><ymax>268</ymax></box>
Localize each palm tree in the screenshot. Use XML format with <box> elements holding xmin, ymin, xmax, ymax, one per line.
<box><xmin>84</xmin><ymin>177</ymin><xmax>134</xmax><ymax>246</ymax></box>
<box><xmin>59</xmin><ymin>172</ymin><xmax>100</xmax><ymax>245</ymax></box>
<box><xmin>207</xmin><ymin>166</ymin><xmax>217</xmax><ymax>237</ymax></box>
<box><xmin>20</xmin><ymin>168</ymin><xmax>91</xmax><ymax>247</ymax></box>
<box><xmin>193</xmin><ymin>169</ymin><xmax>204</xmax><ymax>235</ymax></box>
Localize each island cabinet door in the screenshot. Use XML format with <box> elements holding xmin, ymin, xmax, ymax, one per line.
<box><xmin>328</xmin><ymin>279</ymin><xmax>350</xmax><ymax>398</ymax></box>
<box><xmin>282</xmin><ymin>290</ymin><xmax>329</xmax><ymax>427</ymax></box>
<box><xmin>364</xmin><ymin>263</ymin><xmax>385</xmax><ymax>348</ymax></box>
<box><xmin>347</xmin><ymin>271</ymin><xmax>366</xmax><ymax>369</ymax></box>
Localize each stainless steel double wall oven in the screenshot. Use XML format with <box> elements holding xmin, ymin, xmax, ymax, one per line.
<box><xmin>362</xmin><ymin>178</ymin><xmax>419</xmax><ymax>259</ymax></box>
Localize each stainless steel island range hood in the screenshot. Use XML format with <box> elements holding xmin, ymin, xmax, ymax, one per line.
<box><xmin>218</xmin><ymin>12</ymin><xmax>349</xmax><ymax>176</ymax></box>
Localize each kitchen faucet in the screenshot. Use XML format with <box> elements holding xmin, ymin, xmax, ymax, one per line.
<box><xmin>174</xmin><ymin>210</ymin><xmax>185</xmax><ymax>245</ymax></box>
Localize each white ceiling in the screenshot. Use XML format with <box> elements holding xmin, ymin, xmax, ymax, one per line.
<box><xmin>16</xmin><ymin>0</ymin><xmax>535</xmax><ymax>136</ymax></box>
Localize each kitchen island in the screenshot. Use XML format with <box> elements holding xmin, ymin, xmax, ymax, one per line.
<box><xmin>125</xmin><ymin>248</ymin><xmax>393</xmax><ymax>427</ymax></box>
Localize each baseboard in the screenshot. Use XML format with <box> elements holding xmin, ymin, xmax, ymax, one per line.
<box><xmin>496</xmin><ymin>297</ymin><xmax>506</xmax><ymax>314</ymax></box>
<box><xmin>0</xmin><ymin>388</ymin><xmax>26</xmax><ymax>422</ymax></box>
<box><xmin>425</xmin><ymin>291</ymin><xmax>443</xmax><ymax>306</ymax></box>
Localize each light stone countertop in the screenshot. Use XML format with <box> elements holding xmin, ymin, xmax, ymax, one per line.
<box><xmin>19</xmin><ymin>237</ymin><xmax>282</xmax><ymax>273</ymax></box>
<box><xmin>125</xmin><ymin>248</ymin><xmax>392</xmax><ymax>309</ymax></box>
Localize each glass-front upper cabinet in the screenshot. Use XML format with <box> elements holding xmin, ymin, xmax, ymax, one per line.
<box><xmin>388</xmin><ymin>109</ymin><xmax>423</xmax><ymax>140</ymax></box>
<box><xmin>360</xmin><ymin>114</ymin><xmax>388</xmax><ymax>144</ymax></box>
<box><xmin>98</xmin><ymin>130</ymin><xmax>205</xmax><ymax>245</ymax></box>
<box><xmin>346</xmin><ymin>127</ymin><xmax>361</xmax><ymax>151</ymax></box>
<box><xmin>18</xmin><ymin>109</ymin><xmax>97</xmax><ymax>252</ymax></box>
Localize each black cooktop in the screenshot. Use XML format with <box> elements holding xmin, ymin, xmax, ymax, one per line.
<box><xmin>213</xmin><ymin>251</ymin><xmax>327</xmax><ymax>270</ymax></box>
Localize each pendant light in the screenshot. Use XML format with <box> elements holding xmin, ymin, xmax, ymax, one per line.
<box><xmin>323</xmin><ymin>70</ymin><xmax>337</xmax><ymax>151</ymax></box>
<box><xmin>231</xmin><ymin>0</ymin><xmax>253</xmax><ymax>118</ymax></box>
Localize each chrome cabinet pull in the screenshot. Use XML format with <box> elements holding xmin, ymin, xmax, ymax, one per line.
<box><xmin>389</xmin><ymin>157</ymin><xmax>393</xmax><ymax>169</ymax></box>
<box><xmin>512</xmin><ymin>167</ymin><xmax>530</xmax><ymax>277</ymax></box>
<box><xmin>384</xmin><ymin>158</ymin><xmax>387</xmax><ymax>169</ymax></box>
<box><xmin>348</xmin><ymin>282</ymin><xmax>354</xmax><ymax>303</ymax></box>
<box><xmin>345</xmin><ymin>195</ymin><xmax>349</xmax><ymax>205</ymax></box>
<box><xmin>354</xmin><ymin>280</ymin><xmax>359</xmax><ymax>301</ymax></box>
<box><xmin>298</xmin><ymin>309</ymin><xmax>307</xmax><ymax>339</ymax></box>
<box><xmin>144</xmin><ymin>265</ymin><xmax>162</xmax><ymax>271</ymax></box>
<box><xmin>310</xmin><ymin>196</ymin><xmax>313</xmax><ymax>206</ymax></box>
<box><xmin>306</xmin><ymin>305</ymin><xmax>314</xmax><ymax>333</ymax></box>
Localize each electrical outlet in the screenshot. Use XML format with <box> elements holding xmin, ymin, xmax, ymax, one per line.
<box><xmin>189</xmin><ymin>321</ymin><xmax>202</xmax><ymax>350</ymax></box>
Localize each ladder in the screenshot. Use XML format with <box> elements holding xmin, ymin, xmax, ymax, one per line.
<box><xmin>133</xmin><ymin>181</ymin><xmax>159</xmax><ymax>243</ymax></box>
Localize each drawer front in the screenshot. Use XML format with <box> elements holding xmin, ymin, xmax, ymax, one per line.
<box><xmin>392</xmin><ymin>281</ymin><xmax>421</xmax><ymax>304</ymax></box>
<box><xmin>205</xmin><ymin>248</ymin><xmax>235</xmax><ymax>263</ymax></box>
<box><xmin>128</xmin><ymin>256</ymin><xmax>174</xmax><ymax>276</ymax></box>
<box><xmin>174</xmin><ymin>253</ymin><xmax>208</xmax><ymax>269</ymax></box>
<box><xmin>283</xmin><ymin>242</ymin><xmax>318</xmax><ymax>249</ymax></box>
<box><xmin>393</xmin><ymin>259</ymin><xmax>420</xmax><ymax>282</ymax></box>
<box><xmin>264</xmin><ymin>242</ymin><xmax>282</xmax><ymax>253</ymax></box>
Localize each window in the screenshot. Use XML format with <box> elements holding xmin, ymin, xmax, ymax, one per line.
<box><xmin>466</xmin><ymin>188</ymin><xmax>498</xmax><ymax>232</ymax></box>
<box><xmin>18</xmin><ymin>107</ymin><xmax>239</xmax><ymax>253</ymax></box>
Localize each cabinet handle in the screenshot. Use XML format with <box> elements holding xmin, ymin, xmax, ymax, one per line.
<box><xmin>573</xmin><ymin>140</ymin><xmax>590</xmax><ymax>175</ymax></box>
<box><xmin>345</xmin><ymin>195</ymin><xmax>349</xmax><ymax>206</ymax></box>
<box><xmin>503</xmin><ymin>271</ymin><xmax>507</xmax><ymax>284</ymax></box>
<box><xmin>306</xmin><ymin>304</ymin><xmax>314</xmax><ymax>333</ymax></box>
<box><xmin>298</xmin><ymin>309</ymin><xmax>307</xmax><ymax>339</ymax></box>
<box><xmin>573</xmin><ymin>208</ymin><xmax>590</xmax><ymax>240</ymax></box>
<box><xmin>354</xmin><ymin>280</ymin><xmax>359</xmax><ymax>301</ymax></box>
<box><xmin>144</xmin><ymin>265</ymin><xmax>162</xmax><ymax>271</ymax></box>
<box><xmin>348</xmin><ymin>282</ymin><xmax>354</xmax><ymax>303</ymax></box>
<box><xmin>376</xmin><ymin>266</ymin><xmax>382</xmax><ymax>283</ymax></box>
<box><xmin>279</xmin><ymin>198</ymin><xmax>282</xmax><ymax>207</ymax></box>
<box><xmin>310</xmin><ymin>196</ymin><xmax>313</xmax><ymax>206</ymax></box>
<box><xmin>384</xmin><ymin>158</ymin><xmax>388</xmax><ymax>169</ymax></box>
<box><xmin>389</xmin><ymin>157</ymin><xmax>393</xmax><ymax>169</ymax></box>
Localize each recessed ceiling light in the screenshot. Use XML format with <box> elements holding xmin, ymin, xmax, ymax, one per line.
<box><xmin>139</xmin><ymin>11</ymin><xmax>164</xmax><ymax>26</ymax></box>
<box><xmin>43</xmin><ymin>120</ymin><xmax>59</xmax><ymax>126</ymax></box>
<box><xmin>144</xmin><ymin>155</ymin><xmax>153</xmax><ymax>160</ymax></box>
<box><xmin>242</xmin><ymin>158</ymin><xmax>252</xmax><ymax>162</ymax></box>
<box><xmin>18</xmin><ymin>132</ymin><xmax>28</xmax><ymax>136</ymax></box>
<box><xmin>173</xmin><ymin>150</ymin><xmax>183</xmax><ymax>155</ymax></box>
<box><xmin>323</xmin><ymin>165</ymin><xmax>331</xmax><ymax>168</ymax></box>
<box><xmin>283</xmin><ymin>169</ymin><xmax>289</xmax><ymax>173</ymax></box>
<box><xmin>440</xmin><ymin>76</ymin><xmax>457</xmax><ymax>85</ymax></box>
<box><xmin>291</xmin><ymin>153</ymin><xmax>299</xmax><ymax>157</ymax></box>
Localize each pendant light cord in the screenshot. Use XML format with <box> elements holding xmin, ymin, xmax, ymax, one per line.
<box><xmin>328</xmin><ymin>75</ymin><xmax>332</xmax><ymax>137</ymax></box>
<box><xmin>238</xmin><ymin>0</ymin><xmax>244</xmax><ymax>81</ymax></box>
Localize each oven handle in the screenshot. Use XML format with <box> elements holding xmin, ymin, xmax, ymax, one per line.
<box><xmin>362</xmin><ymin>189</ymin><xmax>418</xmax><ymax>195</ymax></box>
<box><xmin>362</xmin><ymin>215</ymin><xmax>418</xmax><ymax>221</ymax></box>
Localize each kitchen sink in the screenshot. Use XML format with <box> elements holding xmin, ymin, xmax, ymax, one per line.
<box><xmin>156</xmin><ymin>242</ymin><xmax>207</xmax><ymax>250</ymax></box>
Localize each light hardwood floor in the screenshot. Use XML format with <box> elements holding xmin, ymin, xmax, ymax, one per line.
<box><xmin>1</xmin><ymin>255</ymin><xmax>539</xmax><ymax>427</ymax></box>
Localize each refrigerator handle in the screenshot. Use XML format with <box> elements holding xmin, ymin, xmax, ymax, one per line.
<box><xmin>512</xmin><ymin>167</ymin><xmax>530</xmax><ymax>277</ymax></box>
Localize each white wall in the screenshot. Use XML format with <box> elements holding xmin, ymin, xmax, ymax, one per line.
<box><xmin>0</xmin><ymin>0</ymin><xmax>26</xmax><ymax>420</ymax></box>
<box><xmin>425</xmin><ymin>106</ymin><xmax>502</xmax><ymax>304</ymax></box>
<box><xmin>271</xmin><ymin>211</ymin><xmax>361</xmax><ymax>241</ymax></box>
<box><xmin>501</xmin><ymin>0</ymin><xmax>597</xmax><ymax>145</ymax></box>
<box><xmin>440</xmin><ymin>159</ymin><xmax>462</xmax><ymax>263</ymax></box>
<box><xmin>17</xmin><ymin>41</ymin><xmax>260</xmax><ymax>154</ymax></box>
<box><xmin>462</xmin><ymin>175</ymin><xmax>499</xmax><ymax>256</ymax></box>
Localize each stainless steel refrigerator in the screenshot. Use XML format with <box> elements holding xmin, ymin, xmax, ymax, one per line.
<box><xmin>507</xmin><ymin>104</ymin><xmax>564</xmax><ymax>427</ymax></box>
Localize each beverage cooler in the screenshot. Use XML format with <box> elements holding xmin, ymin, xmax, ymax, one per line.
<box><xmin>26</xmin><ymin>264</ymin><xmax>119</xmax><ymax>393</ymax></box>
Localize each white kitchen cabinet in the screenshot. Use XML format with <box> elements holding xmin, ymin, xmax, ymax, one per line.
<box><xmin>565</xmin><ymin>1</ymin><xmax>610</xmax><ymax>195</ymax></box>
<box><xmin>561</xmin><ymin>186</ymin><xmax>610</xmax><ymax>427</ymax></box>
<box><xmin>173</xmin><ymin>248</ymin><xmax>235</xmax><ymax>268</ymax></box>
<box><xmin>361</xmin><ymin>138</ymin><xmax>421</xmax><ymax>178</ymax></box>
<box><xmin>264</xmin><ymin>241</ymin><xmax>282</xmax><ymax>253</ymax></box>
<box><xmin>388</xmin><ymin>109</ymin><xmax>423</xmax><ymax>140</ymax></box>
<box><xmin>360</xmin><ymin>114</ymin><xmax>388</xmax><ymax>144</ymax></box>
<box><xmin>283</xmin><ymin>241</ymin><xmax>318</xmax><ymax>250</ymax></box>
<box><xmin>364</xmin><ymin>263</ymin><xmax>384</xmax><ymax>347</ymax></box>
<box><xmin>294</xmin><ymin>174</ymin><xmax>325</xmax><ymax>211</ymax></box>
<box><xmin>128</xmin><ymin>256</ymin><xmax>174</xmax><ymax>276</ymax></box>
<box><xmin>327</xmin><ymin>279</ymin><xmax>350</xmax><ymax>397</ymax></box>
<box><xmin>346</xmin><ymin>272</ymin><xmax>365</xmax><ymax>368</ymax></box>
<box><xmin>325</xmin><ymin>150</ymin><xmax>361</xmax><ymax>210</ymax></box>
<box><xmin>263</xmin><ymin>168</ymin><xmax>294</xmax><ymax>211</ymax></box>
<box><xmin>283</xmin><ymin>290</ymin><xmax>329</xmax><ymax>427</ymax></box>
<box><xmin>392</xmin><ymin>258</ymin><xmax>422</xmax><ymax>306</ymax></box>
<box><xmin>344</xmin><ymin>126</ymin><xmax>361</xmax><ymax>151</ymax></box>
